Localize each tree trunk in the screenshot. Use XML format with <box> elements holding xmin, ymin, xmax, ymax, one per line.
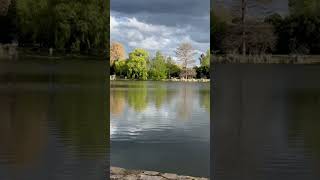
<box><xmin>241</xmin><ymin>0</ymin><xmax>247</xmax><ymax>56</ymax></box>
<box><xmin>185</xmin><ymin>67</ymin><xmax>187</xmax><ymax>79</ymax></box>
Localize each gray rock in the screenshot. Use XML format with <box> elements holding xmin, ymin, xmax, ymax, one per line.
<box><xmin>143</xmin><ymin>171</ymin><xmax>160</xmax><ymax>176</ymax></box>
<box><xmin>111</xmin><ymin>167</ymin><xmax>126</xmax><ymax>175</ymax></box>
<box><xmin>109</xmin><ymin>166</ymin><xmax>209</xmax><ymax>180</ymax></box>
<box><xmin>110</xmin><ymin>174</ymin><xmax>124</xmax><ymax>180</ymax></box>
<box><xmin>140</xmin><ymin>174</ymin><xmax>165</xmax><ymax>180</ymax></box>
<box><xmin>178</xmin><ymin>175</ymin><xmax>197</xmax><ymax>180</ymax></box>
<box><xmin>162</xmin><ymin>173</ymin><xmax>178</xmax><ymax>179</ymax></box>
<box><xmin>124</xmin><ymin>174</ymin><xmax>138</xmax><ymax>180</ymax></box>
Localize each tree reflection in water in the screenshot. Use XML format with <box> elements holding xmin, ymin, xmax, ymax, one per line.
<box><xmin>110</xmin><ymin>89</ymin><xmax>126</xmax><ymax>116</ymax></box>
<box><xmin>127</xmin><ymin>81</ymin><xmax>148</xmax><ymax>112</ymax></box>
<box><xmin>0</xmin><ymin>93</ymin><xmax>48</xmax><ymax>168</ymax></box>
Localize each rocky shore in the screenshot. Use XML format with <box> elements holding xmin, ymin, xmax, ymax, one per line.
<box><xmin>110</xmin><ymin>167</ymin><xmax>209</xmax><ymax>180</ymax></box>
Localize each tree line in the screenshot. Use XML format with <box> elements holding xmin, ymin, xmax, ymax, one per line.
<box><xmin>211</xmin><ymin>0</ymin><xmax>320</xmax><ymax>55</ymax></box>
<box><xmin>0</xmin><ymin>0</ymin><xmax>109</xmax><ymax>54</ymax></box>
<box><xmin>110</xmin><ymin>42</ymin><xmax>210</xmax><ymax>80</ymax></box>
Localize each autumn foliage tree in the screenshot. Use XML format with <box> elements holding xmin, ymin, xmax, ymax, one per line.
<box><xmin>110</xmin><ymin>42</ymin><xmax>126</xmax><ymax>65</ymax></box>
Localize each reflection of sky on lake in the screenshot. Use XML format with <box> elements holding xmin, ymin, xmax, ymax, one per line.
<box><xmin>110</xmin><ymin>82</ymin><xmax>209</xmax><ymax>143</ymax></box>
<box><xmin>110</xmin><ymin>81</ymin><xmax>209</xmax><ymax>177</ymax></box>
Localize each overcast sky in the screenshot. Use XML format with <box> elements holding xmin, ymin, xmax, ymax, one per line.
<box><xmin>110</xmin><ymin>0</ymin><xmax>210</xmax><ymax>64</ymax></box>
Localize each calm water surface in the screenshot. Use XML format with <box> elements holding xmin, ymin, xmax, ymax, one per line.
<box><xmin>0</xmin><ymin>57</ymin><xmax>107</xmax><ymax>180</ymax></box>
<box><xmin>110</xmin><ymin>81</ymin><xmax>210</xmax><ymax>177</ymax></box>
<box><xmin>212</xmin><ymin>64</ymin><xmax>320</xmax><ymax>180</ymax></box>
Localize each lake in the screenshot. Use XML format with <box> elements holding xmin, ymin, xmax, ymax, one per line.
<box><xmin>0</xmin><ymin>57</ymin><xmax>108</xmax><ymax>180</ymax></box>
<box><xmin>110</xmin><ymin>80</ymin><xmax>210</xmax><ymax>177</ymax></box>
<box><xmin>212</xmin><ymin>64</ymin><xmax>320</xmax><ymax>180</ymax></box>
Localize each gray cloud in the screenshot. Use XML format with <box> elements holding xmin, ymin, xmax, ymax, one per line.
<box><xmin>110</xmin><ymin>0</ymin><xmax>210</xmax><ymax>65</ymax></box>
<box><xmin>111</xmin><ymin>0</ymin><xmax>210</xmax><ymax>16</ymax></box>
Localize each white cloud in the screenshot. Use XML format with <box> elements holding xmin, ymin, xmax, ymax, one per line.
<box><xmin>110</xmin><ymin>12</ymin><xmax>209</xmax><ymax>65</ymax></box>
<box><xmin>110</xmin><ymin>16</ymin><xmax>119</xmax><ymax>32</ymax></box>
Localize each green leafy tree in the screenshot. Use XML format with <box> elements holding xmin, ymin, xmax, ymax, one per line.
<box><xmin>0</xmin><ymin>0</ymin><xmax>17</xmax><ymax>43</ymax></box>
<box><xmin>127</xmin><ymin>48</ymin><xmax>149</xmax><ymax>80</ymax></box>
<box><xmin>265</xmin><ymin>13</ymin><xmax>320</xmax><ymax>54</ymax></box>
<box><xmin>15</xmin><ymin>0</ymin><xmax>108</xmax><ymax>53</ymax></box>
<box><xmin>16</xmin><ymin>0</ymin><xmax>51</xmax><ymax>47</ymax></box>
<box><xmin>166</xmin><ymin>57</ymin><xmax>181</xmax><ymax>78</ymax></box>
<box><xmin>211</xmin><ymin>7</ymin><xmax>228</xmax><ymax>54</ymax></box>
<box><xmin>149</xmin><ymin>51</ymin><xmax>167</xmax><ymax>80</ymax></box>
<box><xmin>196</xmin><ymin>49</ymin><xmax>210</xmax><ymax>78</ymax></box>
<box><xmin>200</xmin><ymin>49</ymin><xmax>210</xmax><ymax>67</ymax></box>
<box><xmin>114</xmin><ymin>59</ymin><xmax>127</xmax><ymax>77</ymax></box>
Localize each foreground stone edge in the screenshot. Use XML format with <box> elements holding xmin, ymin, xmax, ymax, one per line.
<box><xmin>110</xmin><ymin>167</ymin><xmax>209</xmax><ymax>180</ymax></box>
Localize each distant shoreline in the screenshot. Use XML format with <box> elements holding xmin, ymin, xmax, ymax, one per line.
<box><xmin>0</xmin><ymin>44</ymin><xmax>106</xmax><ymax>60</ymax></box>
<box><xmin>110</xmin><ymin>77</ymin><xmax>210</xmax><ymax>83</ymax></box>
<box><xmin>212</xmin><ymin>55</ymin><xmax>320</xmax><ymax>64</ymax></box>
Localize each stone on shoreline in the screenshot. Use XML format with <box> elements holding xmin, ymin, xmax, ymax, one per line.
<box><xmin>111</xmin><ymin>167</ymin><xmax>126</xmax><ymax>175</ymax></box>
<box><xmin>162</xmin><ymin>173</ymin><xmax>178</xmax><ymax>179</ymax></box>
<box><xmin>110</xmin><ymin>167</ymin><xmax>208</xmax><ymax>180</ymax></box>
<box><xmin>139</xmin><ymin>174</ymin><xmax>165</xmax><ymax>180</ymax></box>
<box><xmin>144</xmin><ymin>171</ymin><xmax>160</xmax><ymax>176</ymax></box>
